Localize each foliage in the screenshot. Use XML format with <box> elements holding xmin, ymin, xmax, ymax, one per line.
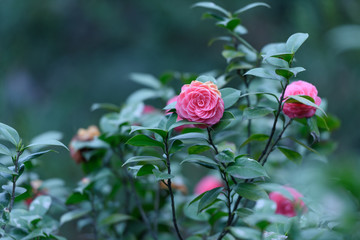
<box><xmin>1</xmin><ymin>1</ymin><xmax>359</xmax><ymax>240</ymax></box>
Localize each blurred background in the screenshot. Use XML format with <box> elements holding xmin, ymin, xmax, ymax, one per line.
<box><xmin>0</xmin><ymin>0</ymin><xmax>359</xmax><ymax>236</ymax></box>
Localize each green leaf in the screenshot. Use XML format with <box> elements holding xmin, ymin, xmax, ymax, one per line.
<box><xmin>152</xmin><ymin>169</ymin><xmax>174</xmax><ymax>180</ymax></box>
<box><xmin>188</xmin><ymin>145</ymin><xmax>212</xmax><ymax>154</ymax></box>
<box><xmin>286</xmin><ymin>33</ymin><xmax>309</xmax><ymax>53</ymax></box>
<box><xmin>29</xmin><ymin>196</ymin><xmax>52</xmax><ymax>216</ymax></box>
<box><xmin>126</xmin><ymin>135</ymin><xmax>164</xmax><ymax>149</ymax></box>
<box><xmin>271</xmin><ymin>53</ymin><xmax>294</xmax><ymax>63</ymax></box>
<box><xmin>240</xmin><ymin>92</ymin><xmax>280</xmax><ymax>104</ymax></box>
<box><xmin>129</xmin><ymin>73</ymin><xmax>161</xmax><ymax>89</ymax></box>
<box><xmin>22</xmin><ymin>229</ymin><xmax>46</xmax><ymax>240</ymax></box>
<box><xmin>243</xmin><ymin>107</ymin><xmax>274</xmax><ymax>120</ymax></box>
<box><xmin>226</xmin><ymin>62</ymin><xmax>254</xmax><ymax>72</ymax></box>
<box><xmin>18</xmin><ymin>150</ymin><xmax>52</xmax><ymax>165</ymax></box>
<box><xmin>285</xmin><ymin>95</ymin><xmax>326</xmax><ymax>116</ymax></box>
<box><xmin>240</xmin><ymin>134</ymin><xmax>269</xmax><ymax>148</ymax></box>
<box><xmin>234</xmin><ymin>2</ymin><xmax>271</xmax><ymax>14</ymax></box>
<box><xmin>169</xmin><ymin>120</ymin><xmax>202</xmax><ymax>131</ymax></box>
<box><xmin>163</xmin><ymin>101</ymin><xmax>177</xmax><ymax>110</ymax></box>
<box><xmin>66</xmin><ymin>192</ymin><xmax>89</xmax><ymax>205</ymax></box>
<box><xmin>192</xmin><ymin>2</ymin><xmax>230</xmax><ymax>17</ymax></box>
<box><xmin>25</xmin><ymin>139</ymin><xmax>68</xmax><ymax>151</ymax></box>
<box><xmin>0</xmin><ymin>123</ymin><xmax>20</xmax><ymax>146</ymax></box>
<box><xmin>170</xmin><ymin>139</ymin><xmax>184</xmax><ymax>154</ymax></box>
<box><xmin>229</xmin><ymin>227</ymin><xmax>261</xmax><ymax>239</ymax></box>
<box><xmin>0</xmin><ymin>163</ymin><xmax>16</xmax><ymax>175</ymax></box>
<box><xmin>137</xmin><ymin>164</ymin><xmax>156</xmax><ymax>177</ymax></box>
<box><xmin>91</xmin><ymin>103</ymin><xmax>120</xmax><ymax>112</ymax></box>
<box><xmin>60</xmin><ymin>208</ymin><xmax>91</xmax><ymax>225</ymax></box>
<box><xmin>198</xmin><ymin>187</ymin><xmax>224</xmax><ymax>213</ymax></box>
<box><xmin>234</xmin><ymin>183</ymin><xmax>268</xmax><ymax>201</ymax></box>
<box><xmin>245</xmin><ymin>68</ymin><xmax>281</xmax><ymax>80</ymax></box>
<box><xmin>288</xmin><ymin>137</ymin><xmax>319</xmax><ymax>154</ymax></box>
<box><xmin>130</xmin><ymin>126</ymin><xmax>168</xmax><ymax>139</ymax></box>
<box><xmin>275</xmin><ymin>67</ymin><xmax>305</xmax><ymax>79</ymax></box>
<box><xmin>220</xmin><ymin>88</ymin><xmax>241</xmax><ymax>109</ymax></box>
<box><xmin>226</xmin><ymin>157</ymin><xmax>269</xmax><ymax>179</ymax></box>
<box><xmin>0</xmin><ymin>144</ymin><xmax>12</xmax><ymax>156</ymax></box>
<box><xmin>2</xmin><ymin>185</ymin><xmax>26</xmax><ymax>197</ymax></box>
<box><xmin>180</xmin><ymin>154</ymin><xmax>218</xmax><ymax>169</ymax></box>
<box><xmin>222</xmin><ymin>50</ymin><xmax>245</xmax><ymax>63</ymax></box>
<box><xmin>307</xmin><ymin>117</ymin><xmax>320</xmax><ymax>143</ymax></box>
<box><xmin>278</xmin><ymin>146</ymin><xmax>302</xmax><ymax>164</ymax></box>
<box><xmin>100</xmin><ymin>213</ymin><xmax>133</xmax><ymax>225</ymax></box>
<box><xmin>215</xmin><ymin>149</ymin><xmax>235</xmax><ymax>163</ymax></box>
<box><xmin>208</xmin><ymin>36</ymin><xmax>232</xmax><ymax>46</ymax></box>
<box><xmin>170</xmin><ymin>132</ymin><xmax>208</xmax><ymax>142</ymax></box>
<box><xmin>212</xmin><ymin>111</ymin><xmax>235</xmax><ymax>131</ymax></box>
<box><xmin>122</xmin><ymin>156</ymin><xmax>164</xmax><ymax>167</ymax></box>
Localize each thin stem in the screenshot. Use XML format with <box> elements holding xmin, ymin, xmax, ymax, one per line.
<box><xmin>257</xmin><ymin>81</ymin><xmax>290</xmax><ymax>164</ymax></box>
<box><xmin>89</xmin><ymin>192</ymin><xmax>98</xmax><ymax>240</ymax></box>
<box><xmin>164</xmin><ymin>135</ymin><xmax>184</xmax><ymax>240</ymax></box>
<box><xmin>8</xmin><ymin>151</ymin><xmax>21</xmax><ymax>213</ymax></box>
<box><xmin>114</xmin><ymin>147</ymin><xmax>158</xmax><ymax>240</ymax></box>
<box><xmin>261</xmin><ymin>119</ymin><xmax>293</xmax><ymax>166</ymax></box>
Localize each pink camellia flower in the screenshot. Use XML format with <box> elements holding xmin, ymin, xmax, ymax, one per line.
<box><xmin>176</xmin><ymin>81</ymin><xmax>224</xmax><ymax>127</ymax></box>
<box><xmin>166</xmin><ymin>96</ymin><xmax>195</xmax><ymax>132</ymax></box>
<box><xmin>194</xmin><ymin>176</ymin><xmax>223</xmax><ymax>195</ymax></box>
<box><xmin>282</xmin><ymin>80</ymin><xmax>321</xmax><ymax>119</ymax></box>
<box><xmin>143</xmin><ymin>105</ymin><xmax>156</xmax><ymax>114</ymax></box>
<box><xmin>269</xmin><ymin>186</ymin><xmax>306</xmax><ymax>217</ymax></box>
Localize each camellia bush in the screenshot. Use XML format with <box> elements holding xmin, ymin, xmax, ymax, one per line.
<box><xmin>1</xmin><ymin>1</ymin><xmax>356</xmax><ymax>240</ymax></box>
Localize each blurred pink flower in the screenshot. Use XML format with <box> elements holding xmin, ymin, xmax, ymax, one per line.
<box><xmin>194</xmin><ymin>175</ymin><xmax>223</xmax><ymax>195</ymax></box>
<box><xmin>176</xmin><ymin>81</ymin><xmax>224</xmax><ymax>127</ymax></box>
<box><xmin>282</xmin><ymin>80</ymin><xmax>321</xmax><ymax>119</ymax></box>
<box><xmin>166</xmin><ymin>96</ymin><xmax>195</xmax><ymax>132</ymax></box>
<box><xmin>269</xmin><ymin>186</ymin><xmax>306</xmax><ymax>217</ymax></box>
<box><xmin>143</xmin><ymin>105</ymin><xmax>156</xmax><ymax>114</ymax></box>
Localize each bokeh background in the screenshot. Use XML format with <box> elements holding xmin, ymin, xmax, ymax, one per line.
<box><xmin>0</xmin><ymin>0</ymin><xmax>359</xmax><ymax>237</ymax></box>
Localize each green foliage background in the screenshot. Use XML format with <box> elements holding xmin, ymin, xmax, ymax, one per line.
<box><xmin>0</xmin><ymin>1</ymin><xmax>359</xmax><ymax>237</ymax></box>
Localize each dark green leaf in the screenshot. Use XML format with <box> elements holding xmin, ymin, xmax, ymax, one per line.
<box><xmin>130</xmin><ymin>126</ymin><xmax>168</xmax><ymax>139</ymax></box>
<box><xmin>226</xmin><ymin>157</ymin><xmax>268</xmax><ymax>179</ymax></box>
<box><xmin>286</xmin><ymin>33</ymin><xmax>309</xmax><ymax>53</ymax></box>
<box><xmin>126</xmin><ymin>135</ymin><xmax>164</xmax><ymax>149</ymax></box>
<box><xmin>152</xmin><ymin>169</ymin><xmax>174</xmax><ymax>180</ymax></box>
<box><xmin>163</xmin><ymin>100</ymin><xmax>176</xmax><ymax>111</ymax></box>
<box><xmin>100</xmin><ymin>213</ymin><xmax>133</xmax><ymax>225</ymax></box>
<box><xmin>278</xmin><ymin>146</ymin><xmax>302</xmax><ymax>164</ymax></box>
<box><xmin>60</xmin><ymin>208</ymin><xmax>91</xmax><ymax>225</ymax></box>
<box><xmin>220</xmin><ymin>88</ymin><xmax>241</xmax><ymax>109</ymax></box>
<box><xmin>169</xmin><ymin>120</ymin><xmax>202</xmax><ymax>131</ymax></box>
<box><xmin>226</xmin><ymin>62</ymin><xmax>254</xmax><ymax>72</ymax></box>
<box><xmin>243</xmin><ymin>107</ymin><xmax>274</xmax><ymax>120</ymax></box>
<box><xmin>234</xmin><ymin>2</ymin><xmax>271</xmax><ymax>14</ymax></box>
<box><xmin>165</xmin><ymin>113</ymin><xmax>178</xmax><ymax>130</ymax></box>
<box><xmin>288</xmin><ymin>137</ymin><xmax>319</xmax><ymax>154</ymax></box>
<box><xmin>307</xmin><ymin>117</ymin><xmax>320</xmax><ymax>143</ymax></box>
<box><xmin>234</xmin><ymin>183</ymin><xmax>268</xmax><ymax>201</ymax></box>
<box><xmin>169</xmin><ymin>139</ymin><xmax>184</xmax><ymax>154</ymax></box>
<box><xmin>180</xmin><ymin>154</ymin><xmax>218</xmax><ymax>169</ymax></box>
<box><xmin>196</xmin><ymin>75</ymin><xmax>217</xmax><ymax>84</ymax></box>
<box><xmin>271</xmin><ymin>53</ymin><xmax>294</xmax><ymax>63</ymax></box>
<box><xmin>0</xmin><ymin>123</ymin><xmax>20</xmax><ymax>146</ymax></box>
<box><xmin>215</xmin><ymin>149</ymin><xmax>235</xmax><ymax>163</ymax></box>
<box><xmin>137</xmin><ymin>164</ymin><xmax>156</xmax><ymax>177</ymax></box>
<box><xmin>129</xmin><ymin>73</ymin><xmax>161</xmax><ymax>89</ymax></box>
<box><xmin>240</xmin><ymin>134</ymin><xmax>269</xmax><ymax>148</ymax></box>
<box><xmin>122</xmin><ymin>156</ymin><xmax>164</xmax><ymax>167</ymax></box>
<box><xmin>212</xmin><ymin>111</ymin><xmax>235</xmax><ymax>131</ymax></box>
<box><xmin>276</xmin><ymin>67</ymin><xmax>305</xmax><ymax>78</ymax></box>
<box><xmin>188</xmin><ymin>145</ymin><xmax>212</xmax><ymax>154</ymax></box>
<box><xmin>198</xmin><ymin>187</ymin><xmax>224</xmax><ymax>213</ymax></box>
<box><xmin>192</xmin><ymin>2</ymin><xmax>230</xmax><ymax>17</ymax></box>
<box><xmin>66</xmin><ymin>192</ymin><xmax>89</xmax><ymax>205</ymax></box>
